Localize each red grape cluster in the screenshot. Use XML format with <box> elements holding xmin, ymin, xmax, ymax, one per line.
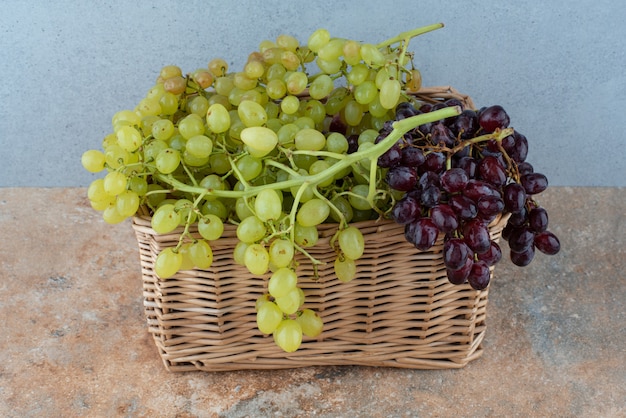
<box><xmin>377</xmin><ymin>100</ymin><xmax>560</xmax><ymax>290</ymax></box>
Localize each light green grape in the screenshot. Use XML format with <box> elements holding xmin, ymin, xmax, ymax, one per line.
<box><xmin>346</xmin><ymin>63</ymin><xmax>370</xmax><ymax>86</ymax></box>
<box><xmin>236</xmin><ymin>215</ymin><xmax>267</xmax><ymax>243</ymax></box>
<box><xmin>87</xmin><ymin>178</ymin><xmax>110</xmax><ymax>203</ymax></box>
<box><xmin>82</xmin><ymin>150</ymin><xmax>106</xmax><ymax>173</ymax></box>
<box><xmin>307</xmin><ymin>28</ymin><xmax>330</xmax><ymax>52</ymax></box>
<box><xmin>329</xmin><ymin>195</ymin><xmax>354</xmax><ymax>223</ymax></box>
<box><xmin>360</xmin><ymin>43</ymin><xmax>385</xmax><ymax>67</ymax></box>
<box><xmin>115</xmin><ymin>190</ymin><xmax>140</xmax><ymax>217</ymax></box>
<box><xmin>266</xmin><ymin>79</ymin><xmax>287</xmax><ymax>100</ymax></box>
<box><xmin>334</xmin><ymin>255</ymin><xmax>357</xmax><ymax>283</ymax></box>
<box><xmin>206</xmin><ymin>103</ymin><xmax>231</xmax><ymax>133</ymax></box>
<box><xmin>198</xmin><ymin>214</ymin><xmax>224</xmax><ymax>241</ymax></box>
<box><xmin>238</xmin><ymin>100</ymin><xmax>268</xmax><ymax>127</ymax></box>
<box><xmin>294</xmin><ymin>128</ymin><xmax>325</xmax><ymax>151</ymax></box>
<box><xmin>151</xmin><ymin>204</ymin><xmax>181</xmax><ymax>234</ymax></box>
<box><xmin>104</xmin><ymin>144</ymin><xmax>130</xmax><ymax>169</ymax></box>
<box><xmin>296</xmin><ymin>309</ymin><xmax>324</xmax><ymax>337</ymax></box>
<box><xmin>151</xmin><ymin>119</ymin><xmax>175</xmax><ymax>141</ymax></box>
<box><xmin>344</xmin><ymin>100</ymin><xmax>364</xmax><ymax>126</ymax></box>
<box><xmin>155</xmin><ymin>248</ymin><xmax>183</xmax><ymax>279</ymax></box>
<box><xmin>268</xmin><ymin>267</ymin><xmax>298</xmax><ymax>298</ymax></box>
<box><xmin>285</xmin><ymin>72</ymin><xmax>307</xmax><ymax>95</ymax></box>
<box><xmin>308</xmin><ymin>160</ymin><xmax>333</xmax><ymax>187</ymax></box>
<box><xmin>233</xmin><ymin>241</ymin><xmax>249</xmax><ymax>266</ymax></box>
<box><xmin>235</xmin><ymin>155</ymin><xmax>263</xmax><ymax>181</ymax></box>
<box><xmin>240</xmin><ymin>127</ymin><xmax>278</xmax><ymax>157</ymax></box>
<box><xmin>342</xmin><ymin>39</ymin><xmax>361</xmax><ymax>65</ymax></box>
<box><xmin>185</xmin><ymin>135</ymin><xmax>213</xmax><ymax>158</ymax></box>
<box><xmin>102</xmin><ymin>202</ymin><xmax>126</xmax><ymax>224</ymax></box>
<box><xmin>269</xmin><ymin>238</ymin><xmax>294</xmax><ymax>269</ymax></box>
<box><xmin>178</xmin><ymin>114</ymin><xmax>205</xmax><ymax>139</ymax></box>
<box><xmin>316</xmin><ymin>57</ymin><xmax>342</xmax><ymax>74</ymax></box>
<box><xmin>325</xmin><ymin>132</ymin><xmax>349</xmax><ymax>154</ymax></box>
<box><xmin>294</xmin><ymin>223</ymin><xmax>318</xmax><ymax>247</ymax></box>
<box><xmin>274</xmin><ymin>287</ymin><xmax>301</xmax><ymax>315</ymax></box>
<box><xmin>255</xmin><ymin>188</ymin><xmax>282</xmax><ymax>222</ymax></box>
<box><xmin>244</xmin><ymin>243</ymin><xmax>270</xmax><ymax>275</ymax></box>
<box><xmin>189</xmin><ymin>239</ymin><xmax>213</xmax><ymax>269</ymax></box>
<box><xmin>187</xmin><ymin>95</ymin><xmax>209</xmax><ymax>116</ymax></box>
<box><xmin>280</xmin><ymin>95</ymin><xmax>300</xmax><ymax>115</ymax></box>
<box><xmin>159</xmin><ymin>92</ymin><xmax>179</xmax><ymax>115</ymax></box>
<box><xmin>103</xmin><ymin>171</ymin><xmax>128</xmax><ymax>196</ymax></box>
<box><xmin>155</xmin><ymin>148</ymin><xmax>181</xmax><ymax>174</ymax></box>
<box><xmin>379</xmin><ymin>79</ymin><xmax>401</xmax><ymax>110</ymax></box>
<box><xmin>338</xmin><ymin>226</ymin><xmax>365</xmax><ymax>260</ymax></box>
<box><xmin>348</xmin><ymin>184</ymin><xmax>372</xmax><ymax>211</ymax></box>
<box><xmin>296</xmin><ymin>199</ymin><xmax>330</xmax><ymax>227</ymax></box>
<box><xmin>178</xmin><ymin>243</ymin><xmax>195</xmax><ymax>270</ymax></box>
<box><xmin>309</xmin><ymin>74</ymin><xmax>334</xmax><ymax>100</ymax></box>
<box><xmin>256</xmin><ymin>301</ymin><xmax>284</xmax><ymax>334</ymax></box>
<box><xmin>273</xmin><ymin>319</ymin><xmax>303</xmax><ymax>352</ymax></box>
<box><xmin>353</xmin><ymin>81</ymin><xmax>378</xmax><ymax>105</ymax></box>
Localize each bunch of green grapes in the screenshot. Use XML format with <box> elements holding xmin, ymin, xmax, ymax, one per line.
<box><xmin>82</xmin><ymin>23</ymin><xmax>459</xmax><ymax>352</ymax></box>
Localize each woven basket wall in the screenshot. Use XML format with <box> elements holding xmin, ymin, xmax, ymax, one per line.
<box><xmin>130</xmin><ymin>86</ymin><xmax>508</xmax><ymax>372</ymax></box>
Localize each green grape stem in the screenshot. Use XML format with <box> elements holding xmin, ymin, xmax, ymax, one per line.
<box><xmin>376</xmin><ymin>23</ymin><xmax>445</xmax><ymax>49</ymax></box>
<box><xmin>154</xmin><ymin>106</ymin><xmax>462</xmax><ymax>201</ymax></box>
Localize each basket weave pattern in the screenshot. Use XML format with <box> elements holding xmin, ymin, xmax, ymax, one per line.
<box><xmin>132</xmin><ymin>215</ymin><xmax>507</xmax><ymax>371</ymax></box>
<box><xmin>130</xmin><ymin>86</ymin><xmax>503</xmax><ymax>371</ymax></box>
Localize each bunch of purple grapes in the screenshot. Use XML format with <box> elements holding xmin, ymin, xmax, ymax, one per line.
<box><xmin>377</xmin><ymin>100</ymin><xmax>560</xmax><ymax>290</ymax></box>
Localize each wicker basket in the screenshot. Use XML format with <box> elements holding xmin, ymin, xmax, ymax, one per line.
<box><xmin>130</xmin><ymin>86</ymin><xmax>508</xmax><ymax>371</ymax></box>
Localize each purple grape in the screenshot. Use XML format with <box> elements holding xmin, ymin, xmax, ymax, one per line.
<box><xmin>510</xmin><ymin>246</ymin><xmax>535</xmax><ymax>266</ymax></box>
<box><xmin>477</xmin><ymin>195</ymin><xmax>505</xmax><ymax>218</ymax></box>
<box><xmin>422</xmin><ymin>152</ymin><xmax>446</xmax><ymax>174</ymax></box>
<box><xmin>507</xmin><ymin>208</ymin><xmax>528</xmax><ymax>227</ymax></box>
<box><xmin>502</xmin><ymin>131</ymin><xmax>528</xmax><ymax>163</ymax></box>
<box><xmin>391</xmin><ymin>196</ymin><xmax>420</xmax><ymax>224</ymax></box>
<box><xmin>534</xmin><ymin>231</ymin><xmax>560</xmax><ymax>255</ymax></box>
<box><xmin>395</xmin><ymin>102</ymin><xmax>418</xmax><ymax>119</ymax></box>
<box><xmin>418</xmin><ymin>171</ymin><xmax>441</xmax><ymax>189</ymax></box>
<box><xmin>443</xmin><ymin>238</ymin><xmax>470</xmax><ymax>271</ymax></box>
<box><xmin>455</xmin><ymin>156</ymin><xmax>477</xmax><ymax>179</ymax></box>
<box><xmin>441</xmin><ymin>168</ymin><xmax>469</xmax><ymax>193</ymax></box>
<box><xmin>468</xmin><ymin>260</ymin><xmax>491</xmax><ymax>290</ymax></box>
<box><xmin>409</xmin><ymin>218</ymin><xmax>439</xmax><ymax>251</ymax></box>
<box><xmin>503</xmin><ymin>183</ymin><xmax>526</xmax><ymax>213</ymax></box>
<box><xmin>448</xmin><ymin>109</ymin><xmax>478</xmax><ymax>139</ymax></box>
<box><xmin>477</xmin><ymin>240</ymin><xmax>502</xmax><ymax>266</ymax></box>
<box><xmin>508</xmin><ymin>226</ymin><xmax>535</xmax><ymax>253</ymax></box>
<box><xmin>464</xmin><ymin>179</ymin><xmax>501</xmax><ymax>203</ymax></box>
<box><xmin>528</xmin><ymin>207</ymin><xmax>549</xmax><ymax>232</ymax></box>
<box><xmin>517</xmin><ymin>162</ymin><xmax>534</xmax><ymax>176</ymax></box>
<box><xmin>401</xmin><ymin>146</ymin><xmax>425</xmax><ymax>167</ymax></box>
<box><xmin>463</xmin><ymin>219</ymin><xmax>491</xmax><ymax>254</ymax></box>
<box><xmin>385</xmin><ymin>165</ymin><xmax>417</xmax><ymax>191</ymax></box>
<box><xmin>347</xmin><ymin>134</ymin><xmax>359</xmax><ymax>153</ymax></box>
<box><xmin>521</xmin><ymin>173</ymin><xmax>548</xmax><ymax>195</ymax></box>
<box><xmin>420</xmin><ymin>185</ymin><xmax>441</xmax><ymax>208</ymax></box>
<box><xmin>377</xmin><ymin>144</ymin><xmax>402</xmax><ymax>168</ymax></box>
<box><xmin>450</xmin><ymin>194</ymin><xmax>478</xmax><ymax>220</ymax></box>
<box><xmin>430</xmin><ymin>204</ymin><xmax>459</xmax><ymax>233</ymax></box>
<box><xmin>429</xmin><ymin>122</ymin><xmax>456</xmax><ymax>147</ymax></box>
<box><xmin>478</xmin><ymin>155</ymin><xmax>507</xmax><ymax>187</ymax></box>
<box><xmin>447</xmin><ymin>257</ymin><xmax>473</xmax><ymax>285</ymax></box>
<box><xmin>478</xmin><ymin>105</ymin><xmax>510</xmax><ymax>133</ymax></box>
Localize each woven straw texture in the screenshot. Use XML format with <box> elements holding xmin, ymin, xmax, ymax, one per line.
<box><xmin>130</xmin><ymin>86</ymin><xmax>505</xmax><ymax>371</ymax></box>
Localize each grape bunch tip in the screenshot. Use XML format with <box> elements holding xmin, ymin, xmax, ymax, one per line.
<box><xmin>82</xmin><ymin>23</ymin><xmax>559</xmax><ymax>353</ymax></box>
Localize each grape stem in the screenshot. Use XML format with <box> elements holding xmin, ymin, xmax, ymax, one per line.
<box><xmin>376</xmin><ymin>23</ymin><xmax>444</xmax><ymax>49</ymax></box>
<box><xmin>445</xmin><ymin>127</ymin><xmax>515</xmax><ymax>170</ymax></box>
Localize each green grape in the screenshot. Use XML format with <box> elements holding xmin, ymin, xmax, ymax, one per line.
<box><xmin>235</xmin><ymin>197</ymin><xmax>254</xmax><ymax>221</ymax></box>
<box><xmin>238</xmin><ymin>100</ymin><xmax>268</xmax><ymax>127</ymax></box>
<box><xmin>274</xmin><ymin>287</ymin><xmax>301</xmax><ymax>315</ymax></box>
<box><xmin>155</xmin><ymin>148</ymin><xmax>181</xmax><ymax>174</ymax></box>
<box><xmin>286</xmin><ymin>72</ymin><xmax>307</xmax><ymax>95</ymax></box>
<box><xmin>309</xmin><ymin>74</ymin><xmax>334</xmax><ymax>100</ymax></box>
<box><xmin>189</xmin><ymin>239</ymin><xmax>213</xmax><ymax>269</ymax></box>
<box><xmin>101</xmin><ymin>201</ymin><xmax>125</xmax><ymax>224</ymax></box>
<box><xmin>168</xmin><ymin>133</ymin><xmax>186</xmax><ymax>151</ymax></box>
<box><xmin>269</xmin><ymin>238</ymin><xmax>295</xmax><ymax>269</ymax></box>
<box><xmin>154</xmin><ymin>248</ymin><xmax>182</xmax><ymax>279</ymax></box>
<box><xmin>140</xmin><ymin>115</ymin><xmax>160</xmax><ymax>138</ymax></box>
<box><xmin>266</xmin><ymin>117</ymin><xmax>282</xmax><ymax>132</ymax></box>
<box><xmin>208</xmin><ymin>58</ymin><xmax>229</xmax><ymax>77</ymax></box>
<box><xmin>151</xmin><ymin>203</ymin><xmax>181</xmax><ymax>234</ymax></box>
<box><xmin>301</xmin><ymin>100</ymin><xmax>326</xmax><ymax>125</ymax></box>
<box><xmin>277</xmin><ymin>123</ymin><xmax>299</xmax><ymax>145</ymax></box>
<box><xmin>358</xmin><ymin>129</ymin><xmax>378</xmax><ymax>145</ymax></box>
<box><xmin>273</xmin><ymin>319</ymin><xmax>303</xmax><ymax>352</ymax></box>
<box><xmin>233</xmin><ymin>241</ymin><xmax>249</xmax><ymax>266</ymax></box>
<box><xmin>281</xmin><ymin>95</ymin><xmax>300</xmax><ymax>115</ymax></box>
<box><xmin>342</xmin><ymin>39</ymin><xmax>362</xmax><ymax>66</ymax></box>
<box><xmin>112</xmin><ymin>109</ymin><xmax>141</xmax><ymax>128</ymax></box>
<box><xmin>293</xmin><ymin>116</ymin><xmax>316</xmax><ymax>131</ymax></box>
<box><xmin>255</xmin><ymin>188</ymin><xmax>282</xmax><ymax>222</ymax></box>
<box><xmin>346</xmin><ymin>63</ymin><xmax>370</xmax><ymax>86</ymax></box>
<box><xmin>87</xmin><ymin>178</ymin><xmax>110</xmax><ymax>203</ymax></box>
<box><xmin>244</xmin><ymin>59</ymin><xmax>265</xmax><ymax>79</ymax></box>
<box><xmin>187</xmin><ymin>95</ymin><xmax>209</xmax><ymax>116</ymax></box>
<box><xmin>237</xmin><ymin>215</ymin><xmax>267</xmax><ymax>243</ymax></box>
<box><xmin>357</xmin><ymin>142</ymin><xmax>375</xmax><ymax>170</ymax></box>
<box><xmin>199</xmin><ymin>174</ymin><xmax>227</xmax><ymax>199</ymax></box>
<box><xmin>229</xmin><ymin>118</ymin><xmax>246</xmax><ymax>141</ymax></box>
<box><xmin>159</xmin><ymin>92</ymin><xmax>179</xmax><ymax>115</ymax></box>
<box><xmin>307</xmin><ymin>28</ymin><xmax>330</xmax><ymax>52</ymax></box>
<box><xmin>202</xmin><ymin>198</ymin><xmax>229</xmax><ymax>220</ymax></box>
<box><xmin>276</xmin><ymin>33</ymin><xmax>299</xmax><ymax>51</ymax></box>
<box><xmin>325</xmin><ymin>132</ymin><xmax>349</xmax><ymax>154</ymax></box>
<box><xmin>103</xmin><ymin>171</ymin><xmax>127</xmax><ymax>196</ymax></box>
<box><xmin>185</xmin><ymin>135</ymin><xmax>213</xmax><ymax>158</ymax></box>
<box><xmin>104</xmin><ymin>144</ymin><xmax>130</xmax><ymax>169</ymax></box>
<box><xmin>348</xmin><ymin>184</ymin><xmax>372</xmax><ymax>210</ymax></box>
<box><xmin>174</xmin><ymin>199</ymin><xmax>197</xmax><ymax>225</ymax></box>
<box><xmin>82</xmin><ymin>149</ymin><xmax>106</xmax><ymax>173</ymax></box>
<box><xmin>281</xmin><ymin>50</ymin><xmax>300</xmax><ymax>71</ymax></box>
<box><xmin>235</xmin><ymin>155</ymin><xmax>263</xmax><ymax>181</ymax></box>
<box><xmin>368</xmin><ymin>94</ymin><xmax>389</xmax><ymax>118</ymax></box>
<box><xmin>151</xmin><ymin>119</ymin><xmax>175</xmax><ymax>141</ymax></box>
<box><xmin>338</xmin><ymin>226</ymin><xmax>365</xmax><ymax>260</ymax></box>
<box><xmin>317</xmin><ymin>38</ymin><xmax>345</xmax><ymax>61</ymax></box>
<box><xmin>294</xmin><ymin>223</ymin><xmax>318</xmax><ymax>247</ymax></box>
<box><xmin>233</xmin><ymin>72</ymin><xmax>257</xmax><ymax>90</ymax></box>
<box><xmin>178</xmin><ymin>243</ymin><xmax>195</xmax><ymax>270</ymax></box>
<box><xmin>308</xmin><ymin>160</ymin><xmax>333</xmax><ymax>187</ymax></box>
<box><xmin>255</xmin><ymin>293</ymin><xmax>271</xmax><ymax>311</ymax></box>
<box><xmin>244</xmin><ymin>243</ymin><xmax>270</xmax><ymax>275</ymax></box>
<box><xmin>379</xmin><ymin>79</ymin><xmax>401</xmax><ymax>109</ymax></box>
<box><xmin>256</xmin><ymin>301</ymin><xmax>284</xmax><ymax>334</ymax></box>
<box><xmin>178</xmin><ymin>114</ymin><xmax>205</xmax><ymax>139</ymax></box>
<box><xmin>183</xmin><ymin>150</ymin><xmax>208</xmax><ymax>167</ymax></box>
<box><xmin>266</xmin><ymin>79</ymin><xmax>287</xmax><ymax>100</ymax></box>
<box><xmin>329</xmin><ymin>195</ymin><xmax>354</xmax><ymax>223</ymax></box>
<box><xmin>265</xmin><ymin>63</ymin><xmax>287</xmax><ymax>82</ymax></box>
<box><xmin>334</xmin><ymin>255</ymin><xmax>357</xmax><ymax>283</ymax></box>
<box><xmin>353</xmin><ymin>81</ymin><xmax>378</xmax><ymax>105</ymax></box>
<box><xmin>208</xmin><ymin>152</ymin><xmax>231</xmax><ymax>175</ymax></box>
<box><xmin>115</xmin><ymin>190</ymin><xmax>140</xmax><ymax>217</ymax></box>
<box><xmin>143</xmin><ymin>139</ymin><xmax>168</xmax><ymax>162</ymax></box>
<box><xmin>268</xmin><ymin>267</ymin><xmax>298</xmax><ymax>298</ymax></box>
<box><xmin>294</xmin><ymin>128</ymin><xmax>325</xmax><ymax>151</ymax></box>
<box><xmin>206</xmin><ymin>103</ymin><xmax>231</xmax><ymax>133</ymax></box>
<box><xmin>360</xmin><ymin>43</ymin><xmax>385</xmax><ymax>67</ymax></box>
<box><xmin>159</xmin><ymin>64</ymin><xmax>182</xmax><ymax>79</ymax></box>
<box><xmin>344</xmin><ymin>99</ymin><xmax>364</xmax><ymax>126</ymax></box>
<box><xmin>316</xmin><ymin>57</ymin><xmax>342</xmax><ymax>74</ymax></box>
<box><xmin>198</xmin><ymin>214</ymin><xmax>224</xmax><ymax>241</ymax></box>
<box><xmin>325</xmin><ymin>87</ymin><xmax>351</xmax><ymax>115</ymax></box>
<box><xmin>296</xmin><ymin>199</ymin><xmax>330</xmax><ymax>227</ymax></box>
<box><xmin>240</xmin><ymin>127</ymin><xmax>278</xmax><ymax>157</ymax></box>
<box><xmin>296</xmin><ymin>309</ymin><xmax>323</xmax><ymax>337</ymax></box>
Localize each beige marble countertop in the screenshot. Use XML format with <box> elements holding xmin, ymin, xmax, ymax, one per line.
<box><xmin>0</xmin><ymin>187</ymin><xmax>624</xmax><ymax>417</ymax></box>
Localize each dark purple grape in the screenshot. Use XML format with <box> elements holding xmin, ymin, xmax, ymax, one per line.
<box><xmin>508</xmin><ymin>226</ymin><xmax>535</xmax><ymax>252</ymax></box>
<box><xmin>391</xmin><ymin>196</ymin><xmax>420</xmax><ymax>224</ymax></box>
<box><xmin>534</xmin><ymin>231</ymin><xmax>560</xmax><ymax>255</ymax></box>
<box><xmin>507</xmin><ymin>209</ymin><xmax>528</xmax><ymax>227</ymax></box>
<box><xmin>503</xmin><ymin>183</ymin><xmax>527</xmax><ymax>213</ymax></box>
<box><xmin>517</xmin><ymin>162</ymin><xmax>534</xmax><ymax>176</ymax></box>
<box><xmin>450</xmin><ymin>194</ymin><xmax>478</xmax><ymax>220</ymax></box>
<box><xmin>463</xmin><ymin>219</ymin><xmax>491</xmax><ymax>254</ymax></box>
<box><xmin>477</xmin><ymin>240</ymin><xmax>502</xmax><ymax>266</ymax></box>
<box><xmin>430</xmin><ymin>204</ymin><xmax>459</xmax><ymax>233</ymax></box>
<box><xmin>447</xmin><ymin>257</ymin><xmax>473</xmax><ymax>285</ymax></box>
<box><xmin>521</xmin><ymin>173</ymin><xmax>548</xmax><ymax>195</ymax></box>
<box><xmin>441</xmin><ymin>167</ymin><xmax>469</xmax><ymax>193</ymax></box>
<box><xmin>418</xmin><ymin>171</ymin><xmax>440</xmax><ymax>189</ymax></box>
<box><xmin>448</xmin><ymin>109</ymin><xmax>478</xmax><ymax>139</ymax></box>
<box><xmin>347</xmin><ymin>134</ymin><xmax>359</xmax><ymax>153</ymax></box>
<box><xmin>468</xmin><ymin>260</ymin><xmax>491</xmax><ymax>290</ymax></box>
<box><xmin>422</xmin><ymin>152</ymin><xmax>446</xmax><ymax>174</ymax></box>
<box><xmin>443</xmin><ymin>238</ymin><xmax>470</xmax><ymax>271</ymax></box>
<box><xmin>464</xmin><ymin>179</ymin><xmax>501</xmax><ymax>203</ymax></box>
<box><xmin>478</xmin><ymin>156</ymin><xmax>507</xmax><ymax>187</ymax></box>
<box><xmin>429</xmin><ymin>122</ymin><xmax>456</xmax><ymax>147</ymax></box>
<box><xmin>329</xmin><ymin>113</ymin><xmax>347</xmax><ymax>135</ymax></box>
<box><xmin>455</xmin><ymin>156</ymin><xmax>477</xmax><ymax>179</ymax></box>
<box><xmin>477</xmin><ymin>195</ymin><xmax>505</xmax><ymax>218</ymax></box>
<box><xmin>510</xmin><ymin>246</ymin><xmax>535</xmax><ymax>266</ymax></box>
<box><xmin>409</xmin><ymin>218</ymin><xmax>440</xmax><ymax>251</ymax></box>
<box><xmin>385</xmin><ymin>165</ymin><xmax>417</xmax><ymax>191</ymax></box>
<box><xmin>478</xmin><ymin>105</ymin><xmax>510</xmax><ymax>133</ymax></box>
<box><xmin>444</xmin><ymin>98</ymin><xmax>464</xmax><ymax>109</ymax></box>
<box><xmin>377</xmin><ymin>144</ymin><xmax>402</xmax><ymax>168</ymax></box>
<box><xmin>401</xmin><ymin>146</ymin><xmax>425</xmax><ymax>167</ymax></box>
<box><xmin>395</xmin><ymin>102</ymin><xmax>418</xmax><ymax>119</ymax></box>
<box><xmin>420</xmin><ymin>185</ymin><xmax>441</xmax><ymax>208</ymax></box>
<box><xmin>502</xmin><ymin>131</ymin><xmax>528</xmax><ymax>163</ymax></box>
<box><xmin>419</xmin><ymin>103</ymin><xmax>433</xmax><ymax>113</ymax></box>
<box><xmin>502</xmin><ymin>222</ymin><xmax>514</xmax><ymax>241</ymax></box>
<box><xmin>528</xmin><ymin>207</ymin><xmax>548</xmax><ymax>232</ymax></box>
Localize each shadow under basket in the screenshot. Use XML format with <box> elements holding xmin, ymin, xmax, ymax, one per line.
<box><xmin>131</xmin><ymin>214</ymin><xmax>508</xmax><ymax>372</ymax></box>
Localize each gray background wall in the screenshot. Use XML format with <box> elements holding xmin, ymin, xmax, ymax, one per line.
<box><xmin>1</xmin><ymin>0</ymin><xmax>624</xmax><ymax>187</ymax></box>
